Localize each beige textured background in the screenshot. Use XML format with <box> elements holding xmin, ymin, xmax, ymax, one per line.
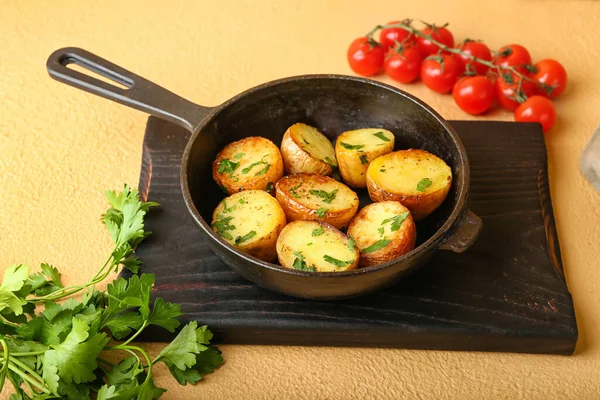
<box><xmin>1</xmin><ymin>0</ymin><xmax>599</xmax><ymax>398</ymax></box>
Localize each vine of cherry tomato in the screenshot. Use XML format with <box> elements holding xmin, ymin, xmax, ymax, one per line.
<box><xmin>346</xmin><ymin>20</ymin><xmax>567</xmax><ymax>132</ymax></box>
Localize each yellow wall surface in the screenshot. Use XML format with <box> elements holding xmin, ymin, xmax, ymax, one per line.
<box><xmin>1</xmin><ymin>0</ymin><xmax>600</xmax><ymax>398</ymax></box>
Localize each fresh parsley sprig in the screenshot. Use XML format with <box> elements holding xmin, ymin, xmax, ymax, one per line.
<box><xmin>0</xmin><ymin>185</ymin><xmax>222</xmax><ymax>399</ymax></box>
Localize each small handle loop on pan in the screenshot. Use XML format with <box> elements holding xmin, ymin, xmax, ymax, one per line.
<box><xmin>46</xmin><ymin>47</ymin><xmax>209</xmax><ymax>132</ymax></box>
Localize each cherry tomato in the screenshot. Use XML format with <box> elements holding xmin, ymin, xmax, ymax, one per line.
<box><xmin>531</xmin><ymin>59</ymin><xmax>567</xmax><ymax>99</ymax></box>
<box><xmin>455</xmin><ymin>40</ymin><xmax>492</xmax><ymax>75</ymax></box>
<box><xmin>380</xmin><ymin>21</ymin><xmax>414</xmax><ymax>51</ymax></box>
<box><xmin>347</xmin><ymin>37</ymin><xmax>385</xmax><ymax>77</ymax></box>
<box><xmin>514</xmin><ymin>95</ymin><xmax>556</xmax><ymax>133</ymax></box>
<box><xmin>495</xmin><ymin>72</ymin><xmax>537</xmax><ymax>111</ymax></box>
<box><xmin>384</xmin><ymin>46</ymin><xmax>422</xmax><ymax>84</ymax></box>
<box><xmin>420</xmin><ymin>54</ymin><xmax>462</xmax><ymax>94</ymax></box>
<box><xmin>452</xmin><ymin>76</ymin><xmax>495</xmax><ymax>115</ymax></box>
<box><xmin>493</xmin><ymin>44</ymin><xmax>532</xmax><ymax>71</ymax></box>
<box><xmin>416</xmin><ymin>25</ymin><xmax>455</xmax><ymax>57</ymax></box>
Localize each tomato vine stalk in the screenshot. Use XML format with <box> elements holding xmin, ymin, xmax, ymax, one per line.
<box><xmin>366</xmin><ymin>20</ymin><xmax>552</xmax><ymax>101</ymax></box>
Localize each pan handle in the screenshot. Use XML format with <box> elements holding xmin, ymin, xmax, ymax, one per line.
<box><xmin>46</xmin><ymin>47</ymin><xmax>209</xmax><ymax>133</ymax></box>
<box><xmin>439</xmin><ymin>209</ymin><xmax>482</xmax><ymax>253</ymax></box>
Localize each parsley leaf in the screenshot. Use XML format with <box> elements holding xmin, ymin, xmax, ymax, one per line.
<box><xmin>266</xmin><ymin>182</ymin><xmax>274</xmax><ymax>192</ymax></box>
<box><xmin>233</xmin><ymin>152</ymin><xmax>245</xmax><ymax>159</ymax></box>
<box><xmin>381</xmin><ymin>212</ymin><xmax>410</xmax><ymax>232</ymax></box>
<box><xmin>212</xmin><ymin>215</ymin><xmax>236</xmax><ymax>240</ymax></box>
<box><xmin>373</xmin><ymin>131</ymin><xmax>391</xmax><ymax>142</ymax></box>
<box><xmin>289</xmin><ymin>183</ymin><xmax>302</xmax><ymax>198</ymax></box>
<box><xmin>417</xmin><ymin>178</ymin><xmax>432</xmax><ymax>192</ymax></box>
<box><xmin>43</xmin><ymin>318</ymin><xmax>109</xmax><ymax>393</ymax></box>
<box><xmin>359</xmin><ymin>154</ymin><xmax>368</xmax><ymax>165</ymax></box>
<box><xmin>314</xmin><ymin>207</ymin><xmax>328</xmax><ymax>218</ymax></box>
<box><xmin>322</xmin><ymin>255</ymin><xmax>353</xmax><ymax>267</ymax></box>
<box><xmin>324</xmin><ymin>156</ymin><xmax>338</xmax><ymax>170</ymax></box>
<box><xmin>347</xmin><ymin>236</ymin><xmax>356</xmax><ymax>251</ymax></box>
<box><xmin>361</xmin><ymin>239</ymin><xmax>391</xmax><ymax>253</ymax></box>
<box><xmin>312</xmin><ymin>227</ymin><xmax>324</xmax><ymax>237</ymax></box>
<box><xmin>340</xmin><ymin>142</ymin><xmax>364</xmax><ymax>150</ymax></box>
<box><xmin>309</xmin><ymin>189</ymin><xmax>338</xmax><ymax>204</ymax></box>
<box><xmin>378</xmin><ymin>227</ymin><xmax>384</xmax><ymax>235</ymax></box>
<box><xmin>234</xmin><ymin>231</ymin><xmax>256</xmax><ymax>245</ymax></box>
<box><xmin>221</xmin><ymin>200</ymin><xmax>237</xmax><ymax>213</ymax></box>
<box><xmin>241</xmin><ymin>161</ymin><xmax>264</xmax><ymax>174</ymax></box>
<box><xmin>217</xmin><ymin>159</ymin><xmax>239</xmax><ymax>174</ymax></box>
<box><xmin>255</xmin><ymin>164</ymin><xmax>270</xmax><ymax>176</ymax></box>
<box><xmin>292</xmin><ymin>252</ymin><xmax>317</xmax><ymax>272</ymax></box>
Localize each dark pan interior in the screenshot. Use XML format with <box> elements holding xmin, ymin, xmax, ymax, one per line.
<box><xmin>186</xmin><ymin>77</ymin><xmax>463</xmax><ymax>249</ymax></box>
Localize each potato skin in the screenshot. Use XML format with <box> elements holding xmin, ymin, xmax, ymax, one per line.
<box><xmin>366</xmin><ymin>149</ymin><xmax>452</xmax><ymax>220</ymax></box>
<box><xmin>347</xmin><ymin>201</ymin><xmax>417</xmax><ymax>268</ymax></box>
<box><xmin>212</xmin><ymin>136</ymin><xmax>284</xmax><ymax>195</ymax></box>
<box><xmin>275</xmin><ymin>173</ymin><xmax>359</xmax><ymax>229</ymax></box>
<box><xmin>211</xmin><ymin>190</ymin><xmax>286</xmax><ymax>262</ymax></box>
<box><xmin>280</xmin><ymin>128</ymin><xmax>333</xmax><ymax>176</ymax></box>
<box><xmin>335</xmin><ymin>129</ymin><xmax>395</xmax><ymax>188</ymax></box>
<box><xmin>276</xmin><ymin>221</ymin><xmax>359</xmax><ymax>272</ymax></box>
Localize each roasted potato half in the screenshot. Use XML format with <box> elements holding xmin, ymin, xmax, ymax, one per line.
<box><xmin>280</xmin><ymin>123</ymin><xmax>337</xmax><ymax>175</ymax></box>
<box><xmin>276</xmin><ymin>220</ymin><xmax>359</xmax><ymax>272</ymax></box>
<box><xmin>275</xmin><ymin>173</ymin><xmax>359</xmax><ymax>229</ymax></box>
<box><xmin>211</xmin><ymin>190</ymin><xmax>286</xmax><ymax>262</ymax></box>
<box><xmin>213</xmin><ymin>136</ymin><xmax>284</xmax><ymax>195</ymax></box>
<box><xmin>335</xmin><ymin>128</ymin><xmax>395</xmax><ymax>188</ymax></box>
<box><xmin>366</xmin><ymin>149</ymin><xmax>452</xmax><ymax>220</ymax></box>
<box><xmin>347</xmin><ymin>201</ymin><xmax>416</xmax><ymax>268</ymax></box>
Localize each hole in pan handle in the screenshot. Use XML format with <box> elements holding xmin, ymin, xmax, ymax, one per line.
<box><xmin>46</xmin><ymin>47</ymin><xmax>210</xmax><ymax>133</ymax></box>
<box><xmin>439</xmin><ymin>209</ymin><xmax>482</xmax><ymax>253</ymax></box>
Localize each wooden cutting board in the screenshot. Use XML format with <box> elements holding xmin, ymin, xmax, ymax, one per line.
<box><xmin>123</xmin><ymin>118</ymin><xmax>577</xmax><ymax>355</ymax></box>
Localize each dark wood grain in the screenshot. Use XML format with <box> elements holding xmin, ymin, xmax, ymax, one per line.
<box><xmin>125</xmin><ymin>118</ymin><xmax>577</xmax><ymax>355</ymax></box>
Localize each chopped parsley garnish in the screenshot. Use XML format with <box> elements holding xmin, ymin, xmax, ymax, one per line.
<box><xmin>378</xmin><ymin>227</ymin><xmax>384</xmax><ymax>235</ymax></box>
<box><xmin>235</xmin><ymin>231</ymin><xmax>256</xmax><ymax>245</ymax></box>
<box><xmin>323</xmin><ymin>255</ymin><xmax>353</xmax><ymax>267</ymax></box>
<box><xmin>221</xmin><ymin>200</ymin><xmax>237</xmax><ymax>213</ymax></box>
<box><xmin>307</xmin><ymin>242</ymin><xmax>313</xmax><ymax>246</ymax></box>
<box><xmin>340</xmin><ymin>142</ymin><xmax>365</xmax><ymax>150</ymax></box>
<box><xmin>217</xmin><ymin>159</ymin><xmax>239</xmax><ymax>174</ymax></box>
<box><xmin>361</xmin><ymin>238</ymin><xmax>391</xmax><ymax>253</ymax></box>
<box><xmin>347</xmin><ymin>236</ymin><xmax>356</xmax><ymax>251</ymax></box>
<box><xmin>373</xmin><ymin>131</ymin><xmax>391</xmax><ymax>142</ymax></box>
<box><xmin>324</xmin><ymin>156</ymin><xmax>337</xmax><ymax>170</ymax></box>
<box><xmin>233</xmin><ymin>152</ymin><xmax>245</xmax><ymax>159</ymax></box>
<box><xmin>255</xmin><ymin>164</ymin><xmax>270</xmax><ymax>176</ymax></box>
<box><xmin>238</xmin><ymin>198</ymin><xmax>246</xmax><ymax>204</ymax></box>
<box><xmin>289</xmin><ymin>183</ymin><xmax>302</xmax><ymax>198</ymax></box>
<box><xmin>309</xmin><ymin>188</ymin><xmax>338</xmax><ymax>204</ymax></box>
<box><xmin>312</xmin><ymin>227</ymin><xmax>324</xmax><ymax>237</ymax></box>
<box><xmin>359</xmin><ymin>154</ymin><xmax>368</xmax><ymax>165</ymax></box>
<box><xmin>380</xmin><ymin>168</ymin><xmax>386</xmax><ymax>173</ymax></box>
<box><xmin>266</xmin><ymin>182</ymin><xmax>274</xmax><ymax>192</ymax></box>
<box><xmin>314</xmin><ymin>207</ymin><xmax>328</xmax><ymax>218</ymax></box>
<box><xmin>303</xmin><ymin>138</ymin><xmax>309</xmax><ymax>144</ymax></box>
<box><xmin>212</xmin><ymin>214</ymin><xmax>236</xmax><ymax>240</ymax></box>
<box><xmin>381</xmin><ymin>212</ymin><xmax>410</xmax><ymax>231</ymax></box>
<box><xmin>292</xmin><ymin>251</ymin><xmax>316</xmax><ymax>271</ymax></box>
<box><xmin>417</xmin><ymin>178</ymin><xmax>432</xmax><ymax>192</ymax></box>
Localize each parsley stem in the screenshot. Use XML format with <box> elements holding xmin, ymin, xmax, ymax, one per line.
<box><xmin>0</xmin><ymin>316</ymin><xmax>19</xmax><ymax>327</ymax></box>
<box><xmin>6</xmin><ymin>362</ymin><xmax>51</xmax><ymax>394</ymax></box>
<box><xmin>0</xmin><ymin>339</ymin><xmax>8</xmax><ymax>393</ymax></box>
<box><xmin>119</xmin><ymin>320</ymin><xmax>148</xmax><ymax>347</ymax></box>
<box><xmin>10</xmin><ymin>350</ymin><xmax>47</xmax><ymax>357</ymax></box>
<box><xmin>6</xmin><ymin>357</ymin><xmax>46</xmax><ymax>386</ymax></box>
<box><xmin>97</xmin><ymin>357</ymin><xmax>115</xmax><ymax>367</ymax></box>
<box><xmin>106</xmin><ymin>344</ymin><xmax>153</xmax><ymax>381</ymax></box>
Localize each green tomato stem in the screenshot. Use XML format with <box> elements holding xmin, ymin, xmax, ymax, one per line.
<box><xmin>369</xmin><ymin>21</ymin><xmax>550</xmax><ymax>100</ymax></box>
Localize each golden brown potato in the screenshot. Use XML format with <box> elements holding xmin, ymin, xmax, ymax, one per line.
<box><xmin>213</xmin><ymin>136</ymin><xmax>284</xmax><ymax>195</ymax></box>
<box><xmin>211</xmin><ymin>190</ymin><xmax>286</xmax><ymax>262</ymax></box>
<box><xmin>366</xmin><ymin>149</ymin><xmax>452</xmax><ymax>220</ymax></box>
<box><xmin>335</xmin><ymin>128</ymin><xmax>395</xmax><ymax>188</ymax></box>
<box><xmin>280</xmin><ymin>123</ymin><xmax>337</xmax><ymax>175</ymax></box>
<box><xmin>275</xmin><ymin>173</ymin><xmax>359</xmax><ymax>229</ymax></box>
<box><xmin>347</xmin><ymin>201</ymin><xmax>417</xmax><ymax>268</ymax></box>
<box><xmin>276</xmin><ymin>220</ymin><xmax>359</xmax><ymax>272</ymax></box>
